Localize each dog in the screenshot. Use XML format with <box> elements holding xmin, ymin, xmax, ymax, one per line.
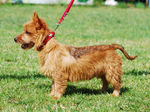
<box><xmin>14</xmin><ymin>12</ymin><xmax>137</xmax><ymax>99</ymax></box>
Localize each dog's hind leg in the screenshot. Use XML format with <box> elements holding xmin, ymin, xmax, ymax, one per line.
<box><xmin>101</xmin><ymin>75</ymin><xmax>109</xmax><ymax>93</ymax></box>
<box><xmin>112</xmin><ymin>76</ymin><xmax>122</xmax><ymax>97</ymax></box>
<box><xmin>105</xmin><ymin>63</ymin><xmax>122</xmax><ymax>97</ymax></box>
<box><xmin>106</xmin><ymin>73</ymin><xmax>122</xmax><ymax>96</ymax></box>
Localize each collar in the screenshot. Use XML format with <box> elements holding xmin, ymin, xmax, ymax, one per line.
<box><xmin>43</xmin><ymin>32</ymin><xmax>55</xmax><ymax>45</ymax></box>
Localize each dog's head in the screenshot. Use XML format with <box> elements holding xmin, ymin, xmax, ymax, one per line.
<box><xmin>14</xmin><ymin>12</ymin><xmax>50</xmax><ymax>51</ymax></box>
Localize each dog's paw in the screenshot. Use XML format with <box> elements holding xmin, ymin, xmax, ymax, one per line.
<box><xmin>53</xmin><ymin>96</ymin><xmax>60</xmax><ymax>100</ymax></box>
<box><xmin>112</xmin><ymin>90</ymin><xmax>120</xmax><ymax>97</ymax></box>
<box><xmin>49</xmin><ymin>92</ymin><xmax>55</xmax><ymax>97</ymax></box>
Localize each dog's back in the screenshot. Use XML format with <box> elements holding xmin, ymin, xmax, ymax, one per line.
<box><xmin>62</xmin><ymin>49</ymin><xmax>121</xmax><ymax>82</ymax></box>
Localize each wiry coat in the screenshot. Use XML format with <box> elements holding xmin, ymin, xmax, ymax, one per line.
<box><xmin>15</xmin><ymin>12</ymin><xmax>137</xmax><ymax>99</ymax></box>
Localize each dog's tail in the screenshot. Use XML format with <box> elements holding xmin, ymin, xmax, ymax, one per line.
<box><xmin>111</xmin><ymin>44</ymin><xmax>138</xmax><ymax>60</ymax></box>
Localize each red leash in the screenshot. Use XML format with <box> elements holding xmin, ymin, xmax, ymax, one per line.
<box><xmin>57</xmin><ymin>0</ymin><xmax>75</xmax><ymax>30</ymax></box>
<box><xmin>43</xmin><ymin>0</ymin><xmax>75</xmax><ymax>45</ymax></box>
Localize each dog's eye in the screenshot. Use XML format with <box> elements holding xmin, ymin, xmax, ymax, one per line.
<box><xmin>25</xmin><ymin>31</ymin><xmax>31</xmax><ymax>34</ymax></box>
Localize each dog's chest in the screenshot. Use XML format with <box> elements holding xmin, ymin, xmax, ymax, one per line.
<box><xmin>39</xmin><ymin>49</ymin><xmax>76</xmax><ymax>78</ymax></box>
<box><xmin>39</xmin><ymin>52</ymin><xmax>58</xmax><ymax>77</ymax></box>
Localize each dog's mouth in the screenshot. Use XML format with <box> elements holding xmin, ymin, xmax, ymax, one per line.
<box><xmin>21</xmin><ymin>42</ymin><xmax>34</xmax><ymax>49</ymax></box>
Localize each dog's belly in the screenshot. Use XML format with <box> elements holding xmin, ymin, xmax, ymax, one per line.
<box><xmin>66</xmin><ymin>62</ymin><xmax>105</xmax><ymax>82</ymax></box>
<box><xmin>68</xmin><ymin>73</ymin><xmax>97</xmax><ymax>82</ymax></box>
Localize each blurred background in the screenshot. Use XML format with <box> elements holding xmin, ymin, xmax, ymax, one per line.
<box><xmin>0</xmin><ymin>0</ymin><xmax>150</xmax><ymax>8</ymax></box>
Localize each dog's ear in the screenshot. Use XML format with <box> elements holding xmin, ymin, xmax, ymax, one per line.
<box><xmin>32</xmin><ymin>11</ymin><xmax>42</xmax><ymax>30</ymax></box>
<box><xmin>33</xmin><ymin>11</ymin><xmax>40</xmax><ymax>22</ymax></box>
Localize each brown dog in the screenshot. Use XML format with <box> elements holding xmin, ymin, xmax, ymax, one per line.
<box><xmin>14</xmin><ymin>12</ymin><xmax>137</xmax><ymax>99</ymax></box>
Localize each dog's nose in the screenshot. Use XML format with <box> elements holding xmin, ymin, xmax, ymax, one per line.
<box><xmin>14</xmin><ymin>38</ymin><xmax>17</xmax><ymax>42</ymax></box>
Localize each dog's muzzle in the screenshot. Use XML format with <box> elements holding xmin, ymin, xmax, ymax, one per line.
<box><xmin>21</xmin><ymin>42</ymin><xmax>34</xmax><ymax>49</ymax></box>
<box><xmin>14</xmin><ymin>38</ymin><xmax>17</xmax><ymax>43</ymax></box>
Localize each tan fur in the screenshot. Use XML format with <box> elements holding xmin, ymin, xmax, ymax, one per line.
<box><xmin>14</xmin><ymin>12</ymin><xmax>137</xmax><ymax>99</ymax></box>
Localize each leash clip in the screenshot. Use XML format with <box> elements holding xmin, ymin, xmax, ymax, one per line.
<box><xmin>55</xmin><ymin>24</ymin><xmax>60</xmax><ymax>31</ymax></box>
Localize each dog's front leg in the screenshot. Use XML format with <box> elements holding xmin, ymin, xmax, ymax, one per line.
<box><xmin>52</xmin><ymin>78</ymin><xmax>67</xmax><ymax>100</ymax></box>
<box><xmin>49</xmin><ymin>81</ymin><xmax>55</xmax><ymax>96</ymax></box>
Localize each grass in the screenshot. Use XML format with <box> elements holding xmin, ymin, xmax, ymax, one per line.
<box><xmin>117</xmin><ymin>2</ymin><xmax>128</xmax><ymax>8</ymax></box>
<box><xmin>0</xmin><ymin>4</ymin><xmax>150</xmax><ymax>112</ymax></box>
<box><xmin>135</xmin><ymin>2</ymin><xmax>145</xmax><ymax>8</ymax></box>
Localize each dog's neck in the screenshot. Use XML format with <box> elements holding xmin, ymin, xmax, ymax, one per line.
<box><xmin>37</xmin><ymin>35</ymin><xmax>59</xmax><ymax>66</ymax></box>
<box><xmin>37</xmin><ymin>33</ymin><xmax>59</xmax><ymax>52</ymax></box>
<box><xmin>36</xmin><ymin>28</ymin><xmax>57</xmax><ymax>51</ymax></box>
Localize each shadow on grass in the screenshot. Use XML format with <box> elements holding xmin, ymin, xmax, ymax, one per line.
<box><xmin>107</xmin><ymin>87</ymin><xmax>129</xmax><ymax>95</ymax></box>
<box><xmin>64</xmin><ymin>85</ymin><xmax>129</xmax><ymax>96</ymax></box>
<box><xmin>124</xmin><ymin>69</ymin><xmax>150</xmax><ymax>76</ymax></box>
<box><xmin>36</xmin><ymin>84</ymin><xmax>129</xmax><ymax>96</ymax></box>
<box><xmin>0</xmin><ymin>74</ymin><xmax>46</xmax><ymax>80</ymax></box>
<box><xmin>65</xmin><ymin>85</ymin><xmax>101</xmax><ymax>96</ymax></box>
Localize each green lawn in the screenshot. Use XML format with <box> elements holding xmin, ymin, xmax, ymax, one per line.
<box><xmin>0</xmin><ymin>4</ymin><xmax>150</xmax><ymax>112</ymax></box>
